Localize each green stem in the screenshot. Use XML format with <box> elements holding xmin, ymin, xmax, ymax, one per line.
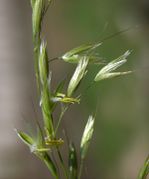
<box><xmin>33</xmin><ymin>31</ymin><xmax>41</xmax><ymax>94</ymax></box>
<box><xmin>78</xmin><ymin>158</ymin><xmax>84</xmax><ymax>179</ymax></box>
<box><xmin>55</xmin><ymin>105</ymin><xmax>68</xmax><ymax>135</ymax></box>
<box><xmin>56</xmin><ymin>147</ymin><xmax>69</xmax><ymax>179</ymax></box>
<box><xmin>38</xmin><ymin>152</ymin><xmax>58</xmax><ymax>179</ymax></box>
<box><xmin>31</xmin><ymin>1</ymin><xmax>57</xmax><ymax>178</ymax></box>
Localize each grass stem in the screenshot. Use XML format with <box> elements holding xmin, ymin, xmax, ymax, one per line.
<box><xmin>78</xmin><ymin>158</ymin><xmax>84</xmax><ymax>179</ymax></box>
<box><xmin>56</xmin><ymin>147</ymin><xmax>69</xmax><ymax>179</ymax></box>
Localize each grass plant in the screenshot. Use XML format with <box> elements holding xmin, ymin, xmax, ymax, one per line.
<box><xmin>16</xmin><ymin>0</ymin><xmax>148</xmax><ymax>178</ymax></box>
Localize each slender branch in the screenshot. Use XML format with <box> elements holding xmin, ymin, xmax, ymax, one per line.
<box><xmin>55</xmin><ymin>105</ymin><xmax>68</xmax><ymax>135</ymax></box>
<box><xmin>48</xmin><ymin>57</ymin><xmax>60</xmax><ymax>63</ymax></box>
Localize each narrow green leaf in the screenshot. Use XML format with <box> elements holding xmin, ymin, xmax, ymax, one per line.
<box><xmin>138</xmin><ymin>155</ymin><xmax>149</xmax><ymax>179</ymax></box>
<box><xmin>94</xmin><ymin>50</ymin><xmax>132</xmax><ymax>81</ymax></box>
<box><xmin>16</xmin><ymin>130</ymin><xmax>34</xmax><ymax>147</ymax></box>
<box><xmin>50</xmin><ymin>80</ymin><xmax>66</xmax><ymax>110</ymax></box>
<box><xmin>80</xmin><ymin>115</ymin><xmax>95</xmax><ymax>160</ymax></box>
<box><xmin>40</xmin><ymin>152</ymin><xmax>58</xmax><ymax>179</ymax></box>
<box><xmin>16</xmin><ymin>129</ymin><xmax>50</xmax><ymax>153</ymax></box>
<box><xmin>69</xmin><ymin>143</ymin><xmax>78</xmax><ymax>179</ymax></box>
<box><xmin>54</xmin><ymin>80</ymin><xmax>66</xmax><ymax>95</ymax></box>
<box><xmin>67</xmin><ymin>56</ymin><xmax>89</xmax><ymax>97</ymax></box>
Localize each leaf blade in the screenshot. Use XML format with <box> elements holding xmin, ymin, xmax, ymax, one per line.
<box><xmin>16</xmin><ymin>130</ymin><xmax>34</xmax><ymax>147</ymax></box>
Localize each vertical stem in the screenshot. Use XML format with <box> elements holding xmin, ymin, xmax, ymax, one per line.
<box><xmin>33</xmin><ymin>38</ymin><xmax>41</xmax><ymax>94</ymax></box>
<box><xmin>56</xmin><ymin>147</ymin><xmax>68</xmax><ymax>179</ymax></box>
<box><xmin>78</xmin><ymin>159</ymin><xmax>84</xmax><ymax>179</ymax></box>
<box><xmin>31</xmin><ymin>1</ymin><xmax>57</xmax><ymax>177</ymax></box>
<box><xmin>42</xmin><ymin>152</ymin><xmax>59</xmax><ymax>179</ymax></box>
<box><xmin>55</xmin><ymin>105</ymin><xmax>68</xmax><ymax>135</ymax></box>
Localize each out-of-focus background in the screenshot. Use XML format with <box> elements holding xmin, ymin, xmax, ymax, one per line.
<box><xmin>0</xmin><ymin>0</ymin><xmax>148</xmax><ymax>178</ymax></box>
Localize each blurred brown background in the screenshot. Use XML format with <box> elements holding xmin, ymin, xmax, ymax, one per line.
<box><xmin>0</xmin><ymin>0</ymin><xmax>148</xmax><ymax>178</ymax></box>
